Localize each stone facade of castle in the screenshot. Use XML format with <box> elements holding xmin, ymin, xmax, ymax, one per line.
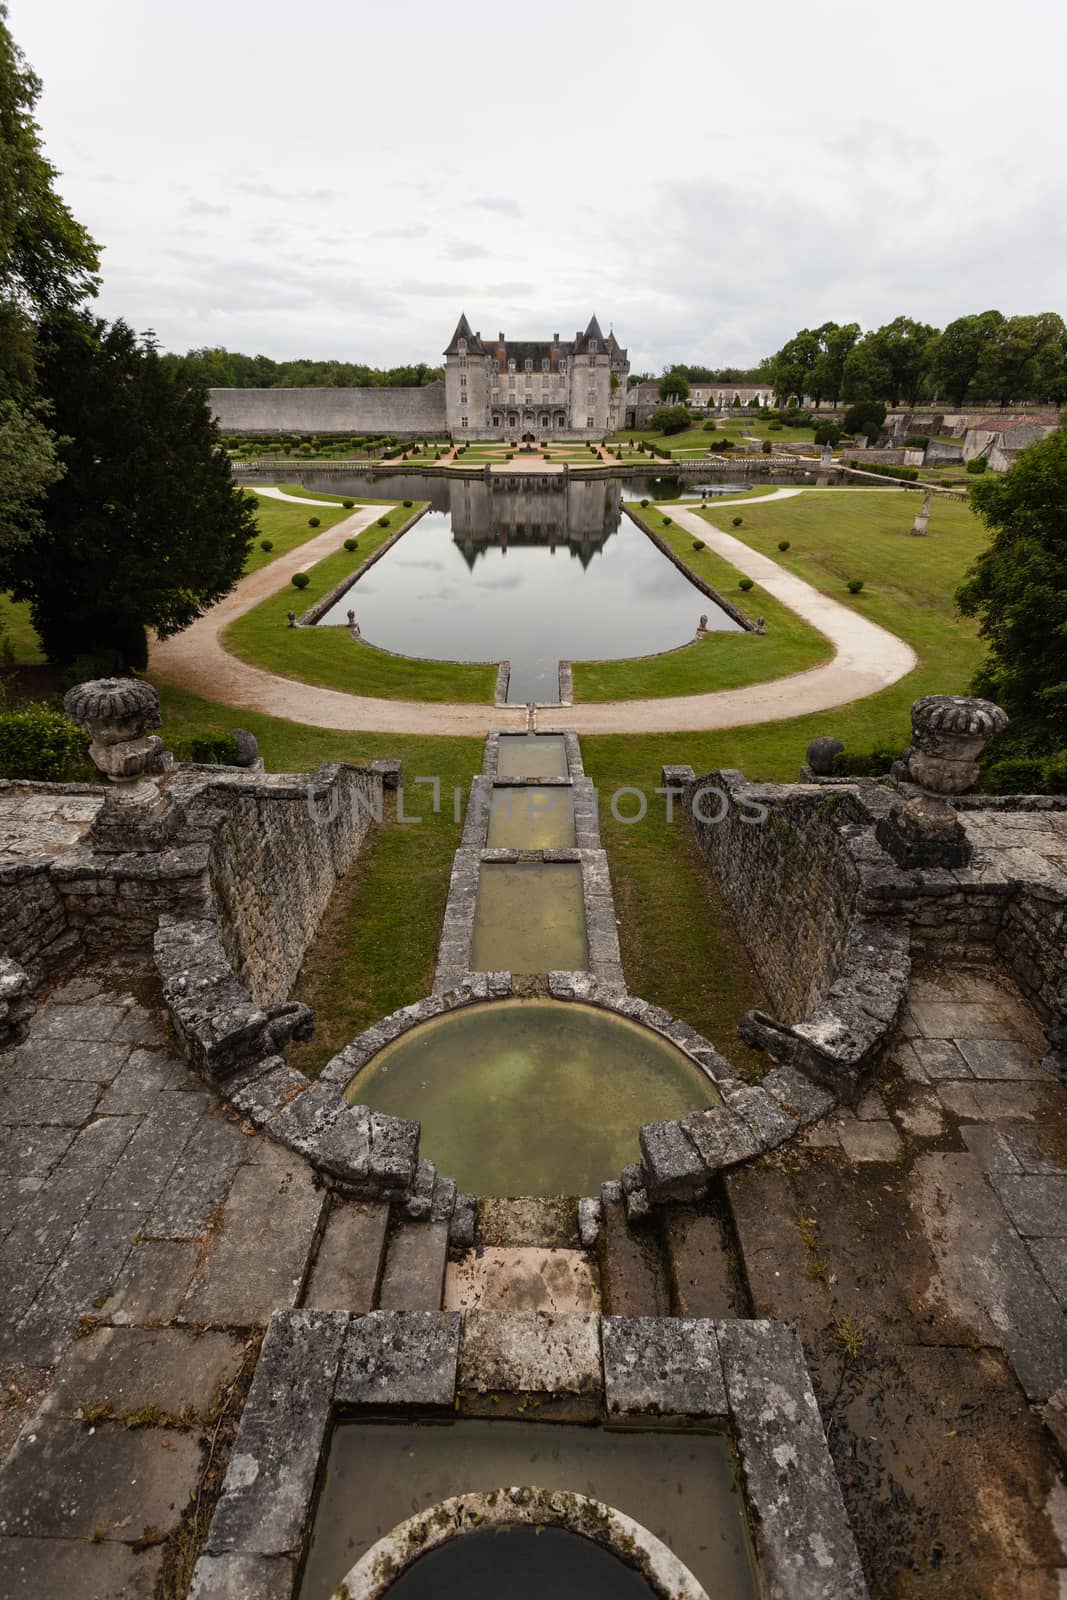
<box><xmin>444</xmin><ymin>314</ymin><xmax>629</xmax><ymax>440</ymax></box>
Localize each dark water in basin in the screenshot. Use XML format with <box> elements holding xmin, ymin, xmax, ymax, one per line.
<box><xmin>378</xmin><ymin>1524</ymin><xmax>659</xmax><ymax>1597</ymax></box>
<box><xmin>310</xmin><ymin>476</ymin><xmax>740</xmax><ymax>702</ymax></box>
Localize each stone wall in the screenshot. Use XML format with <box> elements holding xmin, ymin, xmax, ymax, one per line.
<box><xmin>687</xmin><ymin>771</ymin><xmax>864</xmax><ymax>1020</ymax></box>
<box><xmin>0</xmin><ymin>859</ymin><xmax>78</xmax><ymax>989</ymax></box>
<box><xmin>209</xmin><ymin>383</ymin><xmax>448</xmax><ymax>438</ymax></box>
<box><xmin>187</xmin><ymin>764</ymin><xmax>382</xmax><ymax>1009</ymax></box>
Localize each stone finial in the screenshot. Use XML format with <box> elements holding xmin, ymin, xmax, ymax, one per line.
<box><xmin>806</xmin><ymin>735</ymin><xmax>844</xmax><ymax>776</ymax></box>
<box><xmin>62</xmin><ymin>677</ymin><xmax>164</xmax><ymax>783</ymax></box>
<box><xmin>906</xmin><ymin>694</ymin><xmax>1009</xmax><ymax>794</ymax></box>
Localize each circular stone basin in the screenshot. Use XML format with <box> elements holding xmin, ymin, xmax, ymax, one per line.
<box><xmin>378</xmin><ymin>1524</ymin><xmax>660</xmax><ymax>1598</ymax></box>
<box><xmin>343</xmin><ymin>999</ymin><xmax>719</xmax><ymax>1196</ymax></box>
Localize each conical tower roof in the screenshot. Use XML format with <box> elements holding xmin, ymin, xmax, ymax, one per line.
<box><xmin>444</xmin><ymin>313</ymin><xmax>485</xmax><ymax>355</ymax></box>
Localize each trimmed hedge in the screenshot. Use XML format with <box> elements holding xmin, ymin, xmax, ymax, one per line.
<box><xmin>0</xmin><ymin>704</ymin><xmax>90</xmax><ymax>782</ymax></box>
<box><xmin>168</xmin><ymin>731</ymin><xmax>241</xmax><ymax>766</ymax></box>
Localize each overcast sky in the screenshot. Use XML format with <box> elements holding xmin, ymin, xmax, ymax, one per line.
<box><xmin>12</xmin><ymin>0</ymin><xmax>1066</xmax><ymax>372</ymax></box>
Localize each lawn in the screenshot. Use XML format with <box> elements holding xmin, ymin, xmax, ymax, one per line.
<box><xmin>0</xmin><ymin>595</ymin><xmax>46</xmax><ymax>667</ymax></box>
<box><xmin>243</xmin><ymin>491</ymin><xmax>370</xmax><ymax>574</ymax></box>
<box><xmin>573</xmin><ymin>504</ymin><xmax>831</xmax><ymax>701</ymax></box>
<box><xmin>223</xmin><ymin>509</ymin><xmax>497</xmax><ymax>703</ymax></box>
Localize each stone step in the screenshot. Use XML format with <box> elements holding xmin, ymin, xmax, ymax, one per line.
<box><xmin>476</xmin><ymin>1197</ymin><xmax>580</xmax><ymax>1250</ymax></box>
<box><xmin>377</xmin><ymin>1219</ymin><xmax>450</xmax><ymax>1311</ymax></box>
<box><xmin>597</xmin><ymin>1196</ymin><xmax>669</xmax><ymax>1317</ymax></box>
<box><xmin>663</xmin><ymin>1207</ymin><xmax>747</xmax><ymax>1318</ymax></box>
<box><xmin>303</xmin><ymin>1198</ymin><xmax>389</xmax><ymax>1313</ymax></box>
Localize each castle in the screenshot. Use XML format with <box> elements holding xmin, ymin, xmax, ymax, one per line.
<box><xmin>444</xmin><ymin>313</ymin><xmax>629</xmax><ymax>439</ymax></box>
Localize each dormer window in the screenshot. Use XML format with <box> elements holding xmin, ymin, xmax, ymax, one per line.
<box><xmin>524</xmin><ymin>358</ymin><xmax>533</xmax><ymax>372</ymax></box>
<box><xmin>508</xmin><ymin>358</ymin><xmax>516</xmax><ymax>372</ymax></box>
<box><xmin>542</xmin><ymin>358</ymin><xmax>550</xmax><ymax>372</ymax></box>
<box><xmin>559</xmin><ymin>360</ymin><xmax>567</xmax><ymax>374</ymax></box>
<box><xmin>458</xmin><ymin>338</ymin><xmax>467</xmax><ymax>354</ymax></box>
<box><xmin>588</xmin><ymin>339</ymin><xmax>598</xmax><ymax>355</ymax></box>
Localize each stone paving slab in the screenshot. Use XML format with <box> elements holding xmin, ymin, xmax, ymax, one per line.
<box><xmin>30</xmin><ymin>1003</ymin><xmax>132</xmax><ymax>1044</ymax></box>
<box><xmin>9</xmin><ymin>1037</ymin><xmax>131</xmax><ymax>1083</ymax></box>
<box><xmin>443</xmin><ymin>1246</ymin><xmax>598</xmax><ymax>1314</ymax></box>
<box><xmin>144</xmin><ymin>1114</ymin><xmax>244</xmax><ymax>1240</ymax></box>
<box><xmin>956</xmin><ymin>1037</ymin><xmax>1044</xmax><ymax>1080</ymax></box>
<box><xmin>44</xmin><ymin>1327</ymin><xmax>247</xmax><ymax>1420</ymax></box>
<box><xmin>0</xmin><ymin>1125</ymin><xmax>75</xmax><ymax>1173</ymax></box>
<box><xmin>1027</xmin><ymin>1239</ymin><xmax>1067</xmax><ymax>1307</ymax></box>
<box><xmin>0</xmin><ymin>1417</ymin><xmax>201</xmax><ymax>1540</ymax></box>
<box><xmin>188</xmin><ymin>1551</ymin><xmax>295</xmax><ymax>1600</ymax></box>
<box><xmin>598</xmin><ymin>1197</ymin><xmax>670</xmax><ymax>1316</ymax></box>
<box><xmin>911</xmin><ymin>1152</ymin><xmax>1067</xmax><ymax>1402</ymax></box>
<box><xmin>458</xmin><ymin>1310</ymin><xmax>601</xmax><ymax>1416</ymax></box>
<box><xmin>987</xmin><ymin>1173</ymin><xmax>1067</xmax><ymax>1237</ymax></box>
<box><xmin>96</xmin><ymin>1047</ymin><xmax>183</xmax><ymax>1113</ymax></box>
<box><xmin>104</xmin><ymin>1239</ymin><xmax>200</xmax><ymax>1326</ymax></box>
<box><xmin>0</xmin><ymin>1166</ymin><xmax>102</xmax><ymax>1264</ymax></box>
<box><xmin>663</xmin><ymin>1210</ymin><xmax>744</xmax><ymax>1318</ymax></box>
<box><xmin>0</xmin><ymin>1535</ymin><xmax>160</xmax><ymax>1598</ymax></box>
<box><xmin>303</xmin><ymin>1199</ymin><xmax>388</xmax><ymax>1312</ymax></box>
<box><xmin>602</xmin><ymin>1316</ymin><xmax>726</xmax><ymax>1417</ymax></box>
<box><xmin>335</xmin><ymin>1309</ymin><xmax>460</xmax><ymax>1408</ymax></box>
<box><xmin>907</xmin><ymin>999</ymin><xmax>1031</xmax><ymax>1042</ymax></box>
<box><xmin>0</xmin><ymin>1077</ymin><xmax>102</xmax><ymax>1126</ymax></box>
<box><xmin>180</xmin><ymin>1158</ymin><xmax>325</xmax><ymax>1327</ymax></box>
<box><xmin>94</xmin><ymin>1091</ymin><xmax>204</xmax><ymax>1212</ymax></box>
<box><xmin>58</xmin><ymin>1115</ymin><xmax>141</xmax><ymax>1170</ymax></box>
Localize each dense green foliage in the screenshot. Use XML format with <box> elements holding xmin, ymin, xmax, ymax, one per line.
<box><xmin>647</xmin><ymin>405</ymin><xmax>692</xmax><ymax>435</ymax></box>
<box><xmin>160</xmin><ymin>349</ymin><xmax>442</xmax><ymax>388</ymax></box>
<box><xmin>657</xmin><ymin>372</ymin><xmax>690</xmax><ymax>405</ymax></box>
<box><xmin>957</xmin><ymin>426</ymin><xmax>1067</xmax><ymax>739</ymax></box>
<box><xmin>768</xmin><ymin>311</ymin><xmax>1067</xmax><ymax>409</ymax></box>
<box><xmin>1</xmin><ymin>315</ymin><xmax>257</xmax><ymax>667</ymax></box>
<box><xmin>0</xmin><ymin>700</ymin><xmax>88</xmax><ymax>780</ymax></box>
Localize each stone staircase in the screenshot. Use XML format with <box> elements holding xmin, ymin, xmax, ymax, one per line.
<box><xmin>301</xmin><ymin>1184</ymin><xmax>750</xmax><ymax>1319</ymax></box>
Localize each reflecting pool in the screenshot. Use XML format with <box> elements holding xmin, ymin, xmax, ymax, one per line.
<box><xmin>343</xmin><ymin>999</ymin><xmax>720</xmax><ymax>1195</ymax></box>
<box><xmin>311</xmin><ymin>477</ymin><xmax>740</xmax><ymax>701</ymax></box>
<box><xmin>470</xmin><ymin>862</ymin><xmax>588</xmax><ymax>973</ymax></box>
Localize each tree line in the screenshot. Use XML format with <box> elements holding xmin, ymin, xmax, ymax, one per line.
<box><xmin>158</xmin><ymin>348</ymin><xmax>443</xmax><ymax>390</ymax></box>
<box><xmin>765</xmin><ymin>313</ymin><xmax>1067</xmax><ymax>410</ymax></box>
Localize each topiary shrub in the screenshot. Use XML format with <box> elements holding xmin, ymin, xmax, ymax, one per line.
<box><xmin>344</xmin><ymin>538</ymin><xmax>358</xmax><ymax>552</ymax></box>
<box><xmin>732</xmin><ymin>516</ymin><xmax>743</xmax><ymax>527</ymax></box>
<box><xmin>291</xmin><ymin>572</ymin><xmax>310</xmax><ymax>590</ymax></box>
<box><xmin>403</xmin><ymin>499</ymin><xmax>413</xmax><ymax>507</ymax></box>
<box><xmin>378</xmin><ymin>516</ymin><xmax>390</xmax><ymax>528</ymax></box>
<box><xmin>966</xmin><ymin>457</ymin><xmax>988</xmax><ymax>474</ymax></box>
<box><xmin>693</xmin><ymin>539</ymin><xmax>705</xmax><ymax>550</ymax></box>
<box><xmin>342</xmin><ymin>499</ymin><xmax>355</xmax><ymax>508</ymax></box>
<box><xmin>640</xmin><ymin>498</ymin><xmax>649</xmax><ymax>508</ymax></box>
<box><xmin>259</xmin><ymin>539</ymin><xmax>273</xmax><ymax>551</ymax></box>
<box><xmin>739</xmin><ymin>578</ymin><xmax>754</xmax><ymax>592</ymax></box>
<box><xmin>762</xmin><ymin>439</ymin><xmax>773</xmax><ymax>454</ymax></box>
<box><xmin>662</xmin><ymin>515</ymin><xmax>672</xmax><ymax>526</ymax></box>
<box><xmin>778</xmin><ymin>540</ymin><xmax>790</xmax><ymax>551</ymax></box>
<box><xmin>0</xmin><ymin>703</ymin><xmax>90</xmax><ymax>782</ymax></box>
<box><xmin>847</xmin><ymin>578</ymin><xmax>865</xmax><ymax>594</ymax></box>
<box><xmin>308</xmin><ymin>516</ymin><xmax>320</xmax><ymax>528</ymax></box>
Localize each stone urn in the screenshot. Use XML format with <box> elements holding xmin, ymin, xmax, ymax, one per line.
<box><xmin>62</xmin><ymin>677</ymin><xmax>179</xmax><ymax>852</ymax></box>
<box><xmin>63</xmin><ymin>677</ymin><xmax>165</xmax><ymax>783</ymax></box>
<box><xmin>904</xmin><ymin>694</ymin><xmax>1009</xmax><ymax>795</ymax></box>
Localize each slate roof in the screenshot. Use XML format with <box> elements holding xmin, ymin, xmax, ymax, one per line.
<box><xmin>443</xmin><ymin>314</ymin><xmax>487</xmax><ymax>356</ymax></box>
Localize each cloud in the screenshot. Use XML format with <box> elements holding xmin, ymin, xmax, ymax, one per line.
<box><xmin>375</xmin><ymin>222</ymin><xmax>430</xmax><ymax>240</ymax></box>
<box><xmin>235</xmin><ymin>181</ymin><xmax>340</xmax><ymax>204</ymax></box>
<box><xmin>484</xmin><ymin>282</ymin><xmax>533</xmax><ymax>299</ymax></box>
<box><xmin>469</xmin><ymin>195</ymin><xmax>522</xmax><ymax>216</ymax></box>
<box><xmin>186</xmin><ymin>198</ymin><xmax>230</xmax><ymax>217</ymax></box>
<box><xmin>440</xmin><ymin>239</ymin><xmax>489</xmax><ymax>261</ymax></box>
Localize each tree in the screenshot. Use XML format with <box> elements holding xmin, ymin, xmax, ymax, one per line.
<box><xmin>648</xmin><ymin>405</ymin><xmax>691</xmax><ymax>435</ymax></box>
<box><xmin>866</xmin><ymin>316</ymin><xmax>938</xmax><ymax>406</ymax></box>
<box><xmin>841</xmin><ymin>336</ymin><xmax>891</xmax><ymax>404</ymax></box>
<box><xmin>809</xmin><ymin>322</ymin><xmax>860</xmax><ymax>409</ymax></box>
<box><xmin>0</xmin><ymin>314</ymin><xmax>256</xmax><ymax>668</ymax></box>
<box><xmin>657</xmin><ymin>371</ymin><xmax>690</xmax><ymax>405</ymax></box>
<box><xmin>769</xmin><ymin>328</ymin><xmax>821</xmax><ymax>406</ymax></box>
<box><xmin>931</xmin><ymin>311</ymin><xmax>1005</xmax><ymax>406</ymax></box>
<box><xmin>976</xmin><ymin>313</ymin><xmax>1067</xmax><ymax>406</ymax></box>
<box><xmin>0</xmin><ymin>397</ymin><xmax>63</xmax><ymax>560</ymax></box>
<box><xmin>842</xmin><ymin>400</ymin><xmax>886</xmax><ymax>441</ymax></box>
<box><xmin>957</xmin><ymin>425</ymin><xmax>1067</xmax><ymax>738</ymax></box>
<box><xmin>0</xmin><ymin>4</ymin><xmax>98</xmax><ymax>398</ymax></box>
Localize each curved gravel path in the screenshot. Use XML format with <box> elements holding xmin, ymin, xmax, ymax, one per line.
<box><xmin>150</xmin><ymin>495</ymin><xmax>917</xmax><ymax>736</ymax></box>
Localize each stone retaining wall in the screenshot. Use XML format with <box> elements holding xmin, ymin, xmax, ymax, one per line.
<box><xmin>193</xmin><ymin>764</ymin><xmax>381</xmax><ymax>1008</ymax></box>
<box><xmin>210</xmin><ymin>382</ymin><xmax>448</xmax><ymax>437</ymax></box>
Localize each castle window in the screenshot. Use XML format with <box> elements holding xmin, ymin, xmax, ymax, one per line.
<box><xmin>588</xmin><ymin>340</ymin><xmax>597</xmax><ymax>354</ymax></box>
<box><xmin>461</xmin><ymin>416</ymin><xmax>468</xmax><ymax>427</ymax></box>
<box><xmin>492</xmin><ymin>414</ymin><xmax>501</xmax><ymax>427</ymax></box>
<box><xmin>508</xmin><ymin>358</ymin><xmax>516</xmax><ymax>372</ymax></box>
<box><xmin>559</xmin><ymin>360</ymin><xmax>567</xmax><ymax>374</ymax></box>
<box><xmin>524</xmin><ymin>359</ymin><xmax>533</xmax><ymax>372</ymax></box>
<box><xmin>587</xmin><ymin>416</ymin><xmax>595</xmax><ymax>428</ymax></box>
<box><xmin>542</xmin><ymin>358</ymin><xmax>549</xmax><ymax>372</ymax></box>
<box><xmin>458</xmin><ymin>338</ymin><xmax>467</xmax><ymax>354</ymax></box>
<box><xmin>458</xmin><ymin>355</ymin><xmax>467</xmax><ymax>369</ymax></box>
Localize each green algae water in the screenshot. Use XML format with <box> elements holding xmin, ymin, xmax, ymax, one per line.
<box><xmin>299</xmin><ymin>1419</ymin><xmax>757</xmax><ymax>1600</ymax></box>
<box><xmin>486</xmin><ymin>785</ymin><xmax>576</xmax><ymax>849</ymax></box>
<box><xmin>343</xmin><ymin>999</ymin><xmax>719</xmax><ymax>1195</ymax></box>
<box><xmin>496</xmin><ymin>734</ymin><xmax>568</xmax><ymax>778</ymax></box>
<box><xmin>470</xmin><ymin>862</ymin><xmax>587</xmax><ymax>972</ymax></box>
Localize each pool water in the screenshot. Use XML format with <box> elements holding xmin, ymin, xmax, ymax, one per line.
<box><xmin>496</xmin><ymin>733</ymin><xmax>568</xmax><ymax>778</ymax></box>
<box><xmin>299</xmin><ymin>1419</ymin><xmax>756</xmax><ymax>1600</ymax></box>
<box><xmin>486</xmin><ymin>786</ymin><xmax>576</xmax><ymax>849</ymax></box>
<box><xmin>342</xmin><ymin>999</ymin><xmax>720</xmax><ymax>1195</ymax></box>
<box><xmin>470</xmin><ymin>862</ymin><xmax>588</xmax><ymax>973</ymax></box>
<box><xmin>313</xmin><ymin>481</ymin><xmax>740</xmax><ymax>702</ymax></box>
<box><xmin>375</xmin><ymin>1525</ymin><xmax>660</xmax><ymax>1599</ymax></box>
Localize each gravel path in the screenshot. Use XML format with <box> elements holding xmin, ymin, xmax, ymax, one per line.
<box><xmin>149</xmin><ymin>494</ymin><xmax>916</xmax><ymax>736</ymax></box>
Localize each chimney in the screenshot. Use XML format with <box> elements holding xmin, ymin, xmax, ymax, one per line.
<box><xmin>499</xmin><ymin>330</ymin><xmax>505</xmax><ymax>341</ymax></box>
<box><xmin>554</xmin><ymin>332</ymin><xmax>559</xmax><ymax>342</ymax></box>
